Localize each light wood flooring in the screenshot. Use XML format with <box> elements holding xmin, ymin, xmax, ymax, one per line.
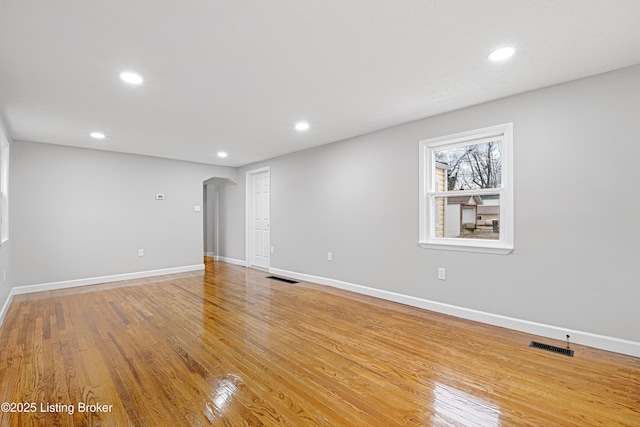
<box><xmin>0</xmin><ymin>259</ymin><xmax>639</xmax><ymax>426</ymax></box>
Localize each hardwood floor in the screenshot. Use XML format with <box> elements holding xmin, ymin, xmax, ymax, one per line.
<box><xmin>1</xmin><ymin>259</ymin><xmax>639</xmax><ymax>426</ymax></box>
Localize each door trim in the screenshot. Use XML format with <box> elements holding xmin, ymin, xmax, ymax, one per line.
<box><xmin>245</xmin><ymin>166</ymin><xmax>270</xmax><ymax>269</ymax></box>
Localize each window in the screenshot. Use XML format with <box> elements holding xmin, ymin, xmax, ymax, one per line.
<box><xmin>0</xmin><ymin>128</ymin><xmax>9</xmax><ymax>245</ymax></box>
<box><xmin>419</xmin><ymin>123</ymin><xmax>513</xmax><ymax>254</ymax></box>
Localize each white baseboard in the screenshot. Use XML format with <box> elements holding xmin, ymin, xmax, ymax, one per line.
<box><xmin>215</xmin><ymin>256</ymin><xmax>246</xmax><ymax>267</ymax></box>
<box><xmin>270</xmin><ymin>267</ymin><xmax>640</xmax><ymax>358</ymax></box>
<box><xmin>12</xmin><ymin>264</ymin><xmax>205</xmax><ymax>296</ymax></box>
<box><xmin>0</xmin><ymin>288</ymin><xmax>16</xmax><ymax>328</ymax></box>
<box><xmin>204</xmin><ymin>252</ymin><xmax>216</xmax><ymax>258</ymax></box>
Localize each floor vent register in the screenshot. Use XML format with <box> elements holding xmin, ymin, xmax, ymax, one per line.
<box><xmin>266</xmin><ymin>276</ymin><xmax>299</xmax><ymax>284</ymax></box>
<box><xmin>529</xmin><ymin>340</ymin><xmax>574</xmax><ymax>357</ymax></box>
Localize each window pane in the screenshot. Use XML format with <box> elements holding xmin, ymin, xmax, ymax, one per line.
<box><xmin>434</xmin><ymin>194</ymin><xmax>500</xmax><ymax>240</ymax></box>
<box><xmin>435</xmin><ymin>140</ymin><xmax>501</xmax><ymax>191</ymax></box>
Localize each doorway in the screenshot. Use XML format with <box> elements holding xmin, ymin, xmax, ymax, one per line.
<box><xmin>203</xmin><ymin>177</ymin><xmax>235</xmax><ymax>262</ymax></box>
<box><xmin>245</xmin><ymin>167</ymin><xmax>270</xmax><ymax>269</ymax></box>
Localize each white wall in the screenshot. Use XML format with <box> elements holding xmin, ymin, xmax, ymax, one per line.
<box><xmin>220</xmin><ymin>64</ymin><xmax>640</xmax><ymax>347</ymax></box>
<box><xmin>203</xmin><ymin>183</ymin><xmax>217</xmax><ymax>257</ymax></box>
<box><xmin>218</xmin><ymin>179</ymin><xmax>246</xmax><ymax>263</ymax></box>
<box><xmin>203</xmin><ymin>178</ymin><xmax>237</xmax><ymax>261</ymax></box>
<box><xmin>11</xmin><ymin>141</ymin><xmax>237</xmax><ymax>286</ymax></box>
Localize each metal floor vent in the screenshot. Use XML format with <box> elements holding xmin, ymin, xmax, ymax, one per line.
<box><xmin>529</xmin><ymin>341</ymin><xmax>574</xmax><ymax>357</ymax></box>
<box><xmin>266</xmin><ymin>276</ymin><xmax>299</xmax><ymax>284</ymax></box>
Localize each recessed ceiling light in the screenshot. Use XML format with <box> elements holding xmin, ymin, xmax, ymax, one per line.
<box><xmin>295</xmin><ymin>121</ymin><xmax>310</xmax><ymax>132</ymax></box>
<box><xmin>217</xmin><ymin>151</ymin><xmax>228</xmax><ymax>158</ymax></box>
<box><xmin>90</xmin><ymin>132</ymin><xmax>105</xmax><ymax>139</ymax></box>
<box><xmin>119</xmin><ymin>71</ymin><xmax>144</xmax><ymax>85</ymax></box>
<box><xmin>488</xmin><ymin>47</ymin><xmax>515</xmax><ymax>62</ymax></box>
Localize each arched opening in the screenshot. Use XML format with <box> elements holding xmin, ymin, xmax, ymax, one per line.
<box><xmin>203</xmin><ymin>177</ymin><xmax>235</xmax><ymax>261</ymax></box>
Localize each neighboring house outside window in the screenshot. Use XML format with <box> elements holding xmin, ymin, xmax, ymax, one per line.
<box><xmin>419</xmin><ymin>123</ymin><xmax>513</xmax><ymax>254</ymax></box>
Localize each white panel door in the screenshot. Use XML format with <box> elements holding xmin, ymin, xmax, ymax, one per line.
<box><xmin>250</xmin><ymin>171</ymin><xmax>270</xmax><ymax>268</ymax></box>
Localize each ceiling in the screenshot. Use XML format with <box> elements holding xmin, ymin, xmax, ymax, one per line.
<box><xmin>1</xmin><ymin>1</ymin><xmax>639</xmax><ymax>167</ymax></box>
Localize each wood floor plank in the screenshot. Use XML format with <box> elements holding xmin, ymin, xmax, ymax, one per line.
<box><xmin>0</xmin><ymin>259</ymin><xmax>639</xmax><ymax>426</ymax></box>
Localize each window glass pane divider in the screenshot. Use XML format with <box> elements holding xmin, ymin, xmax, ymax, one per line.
<box><xmin>430</xmin><ymin>188</ymin><xmax>502</xmax><ymax>197</ymax></box>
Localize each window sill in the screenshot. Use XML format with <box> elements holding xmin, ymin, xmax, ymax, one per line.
<box><xmin>418</xmin><ymin>241</ymin><xmax>513</xmax><ymax>255</ymax></box>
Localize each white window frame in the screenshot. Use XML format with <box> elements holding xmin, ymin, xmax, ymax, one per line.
<box><xmin>419</xmin><ymin>123</ymin><xmax>513</xmax><ymax>255</ymax></box>
<box><xmin>0</xmin><ymin>127</ymin><xmax>9</xmax><ymax>245</ymax></box>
